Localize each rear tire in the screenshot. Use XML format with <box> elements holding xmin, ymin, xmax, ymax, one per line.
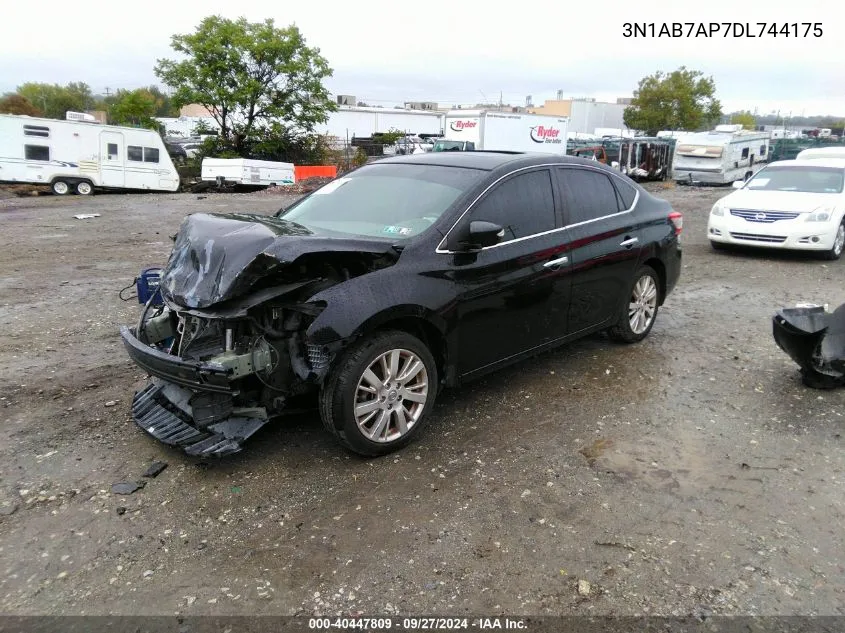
<box><xmin>607</xmin><ymin>265</ymin><xmax>660</xmax><ymax>344</ymax></box>
<box><xmin>51</xmin><ymin>180</ymin><xmax>70</xmax><ymax>195</ymax></box>
<box><xmin>821</xmin><ymin>220</ymin><xmax>844</xmax><ymax>261</ymax></box>
<box><xmin>319</xmin><ymin>330</ymin><xmax>438</xmax><ymax>456</ymax></box>
<box><xmin>75</xmin><ymin>181</ymin><xmax>94</xmax><ymax>196</ymax></box>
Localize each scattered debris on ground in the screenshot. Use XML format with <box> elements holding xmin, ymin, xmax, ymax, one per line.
<box><xmin>111</xmin><ymin>481</ymin><xmax>147</xmax><ymax>495</ymax></box>
<box><xmin>142</xmin><ymin>461</ymin><xmax>168</xmax><ymax>478</ymax></box>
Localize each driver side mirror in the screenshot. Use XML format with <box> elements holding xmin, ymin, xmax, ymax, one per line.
<box><xmin>457</xmin><ymin>221</ymin><xmax>505</xmax><ymax>251</ymax></box>
<box><xmin>732</xmin><ymin>180</ymin><xmax>745</xmax><ymax>189</ymax></box>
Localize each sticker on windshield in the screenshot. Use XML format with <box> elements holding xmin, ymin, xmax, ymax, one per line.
<box><xmin>382</xmin><ymin>225</ymin><xmax>412</xmax><ymax>235</ymax></box>
<box><xmin>313</xmin><ymin>177</ymin><xmax>351</xmax><ymax>195</ymax></box>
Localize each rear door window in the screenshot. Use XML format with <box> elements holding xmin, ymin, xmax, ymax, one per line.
<box><xmin>556</xmin><ymin>168</ymin><xmax>621</xmax><ymax>225</ymax></box>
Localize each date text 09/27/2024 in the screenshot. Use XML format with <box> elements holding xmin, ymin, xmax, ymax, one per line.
<box><xmin>623</xmin><ymin>22</ymin><xmax>823</xmax><ymax>38</ymax></box>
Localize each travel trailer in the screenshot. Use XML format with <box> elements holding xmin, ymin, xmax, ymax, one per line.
<box><xmin>671</xmin><ymin>125</ymin><xmax>770</xmax><ymax>184</ymax></box>
<box><xmin>0</xmin><ymin>113</ymin><xmax>179</xmax><ymax>195</ymax></box>
<box><xmin>201</xmin><ymin>158</ymin><xmax>295</xmax><ymax>189</ymax></box>
<box><xmin>433</xmin><ymin>110</ymin><xmax>569</xmax><ymax>154</ymax></box>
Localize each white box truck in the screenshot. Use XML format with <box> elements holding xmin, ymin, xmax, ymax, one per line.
<box><xmin>0</xmin><ymin>112</ymin><xmax>180</xmax><ymax>195</ymax></box>
<box><xmin>201</xmin><ymin>158</ymin><xmax>295</xmax><ymax>189</ymax></box>
<box><xmin>432</xmin><ymin>110</ymin><xmax>569</xmax><ymax>154</ymax></box>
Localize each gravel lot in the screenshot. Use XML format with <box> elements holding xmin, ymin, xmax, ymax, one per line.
<box><xmin>0</xmin><ymin>183</ymin><xmax>843</xmax><ymax>618</ymax></box>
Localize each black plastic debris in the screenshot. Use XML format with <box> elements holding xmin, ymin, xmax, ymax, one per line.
<box><xmin>773</xmin><ymin>302</ymin><xmax>845</xmax><ymax>389</ymax></box>
<box><xmin>142</xmin><ymin>461</ymin><xmax>168</xmax><ymax>478</ymax></box>
<box><xmin>111</xmin><ymin>481</ymin><xmax>147</xmax><ymax>495</ymax></box>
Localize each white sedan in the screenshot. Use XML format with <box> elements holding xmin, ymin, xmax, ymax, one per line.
<box><xmin>707</xmin><ymin>158</ymin><xmax>845</xmax><ymax>260</ymax></box>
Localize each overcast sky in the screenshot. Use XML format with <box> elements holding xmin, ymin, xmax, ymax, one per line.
<box><xmin>2</xmin><ymin>0</ymin><xmax>842</xmax><ymax>117</ymax></box>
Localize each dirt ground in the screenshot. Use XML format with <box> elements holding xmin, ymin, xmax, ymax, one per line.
<box><xmin>0</xmin><ymin>182</ymin><xmax>843</xmax><ymax>618</ymax></box>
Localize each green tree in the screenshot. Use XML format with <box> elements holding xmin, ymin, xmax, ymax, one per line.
<box><xmin>0</xmin><ymin>94</ymin><xmax>43</xmax><ymax>116</ymax></box>
<box><xmin>108</xmin><ymin>88</ymin><xmax>159</xmax><ymax>128</ymax></box>
<box><xmin>17</xmin><ymin>82</ymin><xmax>94</xmax><ymax>119</ymax></box>
<box><xmin>154</xmin><ymin>15</ymin><xmax>336</xmax><ymax>154</ymax></box>
<box><xmin>623</xmin><ymin>67</ymin><xmax>722</xmax><ymax>135</ymax></box>
<box><xmin>730</xmin><ymin>111</ymin><xmax>756</xmax><ymax>129</ymax></box>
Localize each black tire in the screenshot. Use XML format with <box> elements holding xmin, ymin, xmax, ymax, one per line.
<box><xmin>319</xmin><ymin>330</ymin><xmax>438</xmax><ymax>456</ymax></box>
<box><xmin>75</xmin><ymin>180</ymin><xmax>94</xmax><ymax>196</ymax></box>
<box><xmin>821</xmin><ymin>220</ymin><xmax>844</xmax><ymax>261</ymax></box>
<box><xmin>607</xmin><ymin>265</ymin><xmax>660</xmax><ymax>344</ymax></box>
<box><xmin>51</xmin><ymin>180</ymin><xmax>70</xmax><ymax>195</ymax></box>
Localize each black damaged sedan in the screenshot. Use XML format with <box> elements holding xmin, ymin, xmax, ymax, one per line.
<box><xmin>121</xmin><ymin>152</ymin><xmax>682</xmax><ymax>457</ymax></box>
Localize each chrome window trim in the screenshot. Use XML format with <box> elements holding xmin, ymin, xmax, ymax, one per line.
<box><xmin>435</xmin><ymin>163</ymin><xmax>640</xmax><ymax>254</ymax></box>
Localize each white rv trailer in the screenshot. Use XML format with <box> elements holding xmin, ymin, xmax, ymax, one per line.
<box><xmin>201</xmin><ymin>158</ymin><xmax>295</xmax><ymax>189</ymax></box>
<box><xmin>434</xmin><ymin>110</ymin><xmax>570</xmax><ymax>154</ymax></box>
<box><xmin>671</xmin><ymin>125</ymin><xmax>770</xmax><ymax>184</ymax></box>
<box><xmin>0</xmin><ymin>113</ymin><xmax>180</xmax><ymax>195</ymax></box>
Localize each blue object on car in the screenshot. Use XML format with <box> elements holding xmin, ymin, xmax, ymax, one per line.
<box><xmin>137</xmin><ymin>268</ymin><xmax>163</xmax><ymax>306</ymax></box>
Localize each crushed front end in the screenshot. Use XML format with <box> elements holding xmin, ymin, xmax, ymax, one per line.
<box><xmin>120</xmin><ymin>298</ymin><xmax>332</xmax><ymax>456</ymax></box>
<box><xmin>772</xmin><ymin>302</ymin><xmax>845</xmax><ymax>389</ymax></box>
<box><xmin>119</xmin><ymin>212</ymin><xmax>398</xmax><ymax>456</ymax></box>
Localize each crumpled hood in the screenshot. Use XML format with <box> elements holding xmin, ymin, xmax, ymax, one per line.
<box><xmin>160</xmin><ymin>213</ymin><xmax>396</xmax><ymax>309</ymax></box>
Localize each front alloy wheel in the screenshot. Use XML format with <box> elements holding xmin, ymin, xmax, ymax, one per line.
<box><xmin>607</xmin><ymin>265</ymin><xmax>660</xmax><ymax>343</ymax></box>
<box><xmin>823</xmin><ymin>221</ymin><xmax>845</xmax><ymax>261</ymax></box>
<box><xmin>320</xmin><ymin>330</ymin><xmax>438</xmax><ymax>456</ymax></box>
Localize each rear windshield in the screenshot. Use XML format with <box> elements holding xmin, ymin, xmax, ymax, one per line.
<box><xmin>746</xmin><ymin>166</ymin><xmax>844</xmax><ymax>193</ymax></box>
<box><xmin>278</xmin><ymin>163</ymin><xmax>485</xmax><ymax>239</ymax></box>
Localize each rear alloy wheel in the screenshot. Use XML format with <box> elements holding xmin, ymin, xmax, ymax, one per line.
<box><xmin>75</xmin><ymin>181</ymin><xmax>93</xmax><ymax>196</ymax></box>
<box><xmin>52</xmin><ymin>180</ymin><xmax>70</xmax><ymax>195</ymax></box>
<box><xmin>607</xmin><ymin>265</ymin><xmax>660</xmax><ymax>343</ymax></box>
<box><xmin>822</xmin><ymin>221</ymin><xmax>844</xmax><ymax>261</ymax></box>
<box><xmin>319</xmin><ymin>331</ymin><xmax>438</xmax><ymax>456</ymax></box>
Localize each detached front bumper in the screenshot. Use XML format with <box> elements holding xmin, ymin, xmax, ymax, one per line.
<box><xmin>120</xmin><ymin>324</ymin><xmax>271</xmax><ymax>457</ymax></box>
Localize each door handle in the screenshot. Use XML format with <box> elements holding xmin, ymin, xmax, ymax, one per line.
<box><xmin>543</xmin><ymin>256</ymin><xmax>569</xmax><ymax>269</ymax></box>
<box><xmin>620</xmin><ymin>237</ymin><xmax>639</xmax><ymax>248</ymax></box>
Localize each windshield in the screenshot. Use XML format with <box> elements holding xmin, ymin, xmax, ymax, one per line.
<box><xmin>432</xmin><ymin>140</ymin><xmax>466</xmax><ymax>152</ymax></box>
<box><xmin>278</xmin><ymin>164</ymin><xmax>485</xmax><ymax>238</ymax></box>
<box><xmin>745</xmin><ymin>166</ymin><xmax>844</xmax><ymax>193</ymax></box>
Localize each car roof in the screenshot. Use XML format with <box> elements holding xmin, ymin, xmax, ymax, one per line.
<box><xmin>374</xmin><ymin>151</ymin><xmax>611</xmax><ymax>172</ymax></box>
<box><xmin>768</xmin><ymin>158</ymin><xmax>845</xmax><ymax>169</ymax></box>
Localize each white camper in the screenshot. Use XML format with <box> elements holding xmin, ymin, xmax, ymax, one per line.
<box><xmin>433</xmin><ymin>110</ymin><xmax>569</xmax><ymax>154</ymax></box>
<box><xmin>201</xmin><ymin>158</ymin><xmax>295</xmax><ymax>189</ymax></box>
<box><xmin>0</xmin><ymin>113</ymin><xmax>180</xmax><ymax>195</ymax></box>
<box><xmin>671</xmin><ymin>125</ymin><xmax>770</xmax><ymax>184</ymax></box>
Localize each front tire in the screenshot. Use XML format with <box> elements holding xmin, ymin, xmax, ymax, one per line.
<box><xmin>319</xmin><ymin>330</ymin><xmax>438</xmax><ymax>456</ymax></box>
<box><xmin>52</xmin><ymin>180</ymin><xmax>70</xmax><ymax>195</ymax></box>
<box><xmin>822</xmin><ymin>221</ymin><xmax>844</xmax><ymax>261</ymax></box>
<box><xmin>607</xmin><ymin>265</ymin><xmax>660</xmax><ymax>343</ymax></box>
<box><xmin>76</xmin><ymin>181</ymin><xmax>94</xmax><ymax>196</ymax></box>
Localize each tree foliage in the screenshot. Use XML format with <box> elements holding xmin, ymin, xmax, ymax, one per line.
<box><xmin>730</xmin><ymin>111</ymin><xmax>756</xmax><ymax>130</ymax></box>
<box><xmin>154</xmin><ymin>15</ymin><xmax>336</xmax><ymax>153</ymax></box>
<box><xmin>0</xmin><ymin>94</ymin><xmax>43</xmax><ymax>116</ymax></box>
<box><xmin>16</xmin><ymin>82</ymin><xmax>95</xmax><ymax>119</ymax></box>
<box><xmin>106</xmin><ymin>88</ymin><xmax>177</xmax><ymax>129</ymax></box>
<box><xmin>623</xmin><ymin>67</ymin><xmax>722</xmax><ymax>135</ymax></box>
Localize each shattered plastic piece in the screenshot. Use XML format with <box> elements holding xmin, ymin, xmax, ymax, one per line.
<box><xmin>142</xmin><ymin>461</ymin><xmax>168</xmax><ymax>478</ymax></box>
<box><xmin>773</xmin><ymin>302</ymin><xmax>845</xmax><ymax>389</ymax></box>
<box><xmin>73</xmin><ymin>213</ymin><xmax>100</xmax><ymax>220</ymax></box>
<box><xmin>111</xmin><ymin>481</ymin><xmax>147</xmax><ymax>495</ymax></box>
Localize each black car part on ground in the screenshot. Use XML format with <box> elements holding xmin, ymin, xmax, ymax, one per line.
<box><xmin>772</xmin><ymin>302</ymin><xmax>845</xmax><ymax>388</ymax></box>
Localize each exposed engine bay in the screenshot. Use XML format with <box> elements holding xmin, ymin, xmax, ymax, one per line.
<box><xmin>120</xmin><ymin>212</ymin><xmax>399</xmax><ymax>456</ymax></box>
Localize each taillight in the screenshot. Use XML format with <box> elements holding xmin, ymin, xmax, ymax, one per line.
<box><xmin>668</xmin><ymin>211</ymin><xmax>683</xmax><ymax>235</ymax></box>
